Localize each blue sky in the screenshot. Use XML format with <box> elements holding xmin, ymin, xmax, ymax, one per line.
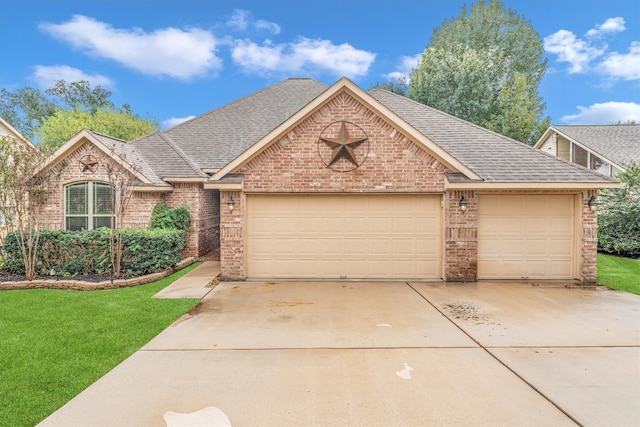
<box><xmin>3</xmin><ymin>0</ymin><xmax>639</xmax><ymax>131</ymax></box>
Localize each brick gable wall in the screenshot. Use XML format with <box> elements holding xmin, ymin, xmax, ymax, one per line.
<box><xmin>37</xmin><ymin>141</ymin><xmax>220</xmax><ymax>259</ymax></box>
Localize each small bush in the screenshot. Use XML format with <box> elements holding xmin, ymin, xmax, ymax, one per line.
<box><xmin>150</xmin><ymin>203</ymin><xmax>190</xmax><ymax>231</ymax></box>
<box><xmin>2</xmin><ymin>228</ymin><xmax>185</xmax><ymax>277</ymax></box>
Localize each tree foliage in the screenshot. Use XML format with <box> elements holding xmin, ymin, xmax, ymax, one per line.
<box><xmin>37</xmin><ymin>108</ymin><xmax>159</xmax><ymax>154</ymax></box>
<box><xmin>0</xmin><ymin>80</ymin><xmax>158</xmax><ymax>149</ymax></box>
<box><xmin>408</xmin><ymin>0</ymin><xmax>550</xmax><ymax>145</ymax></box>
<box><xmin>598</xmin><ymin>162</ymin><xmax>640</xmax><ymax>257</ymax></box>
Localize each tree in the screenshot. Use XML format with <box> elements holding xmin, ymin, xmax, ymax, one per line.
<box><xmin>0</xmin><ymin>135</ymin><xmax>55</xmax><ymax>280</ymax></box>
<box><xmin>104</xmin><ymin>146</ymin><xmax>142</xmax><ymax>277</ymax></box>
<box><xmin>370</xmin><ymin>77</ymin><xmax>408</xmax><ymax>96</ymax></box>
<box><xmin>408</xmin><ymin>0</ymin><xmax>550</xmax><ymax>145</ymax></box>
<box><xmin>0</xmin><ymin>80</ymin><xmax>158</xmax><ymax>147</ymax></box>
<box><xmin>37</xmin><ymin>108</ymin><xmax>159</xmax><ymax>154</ymax></box>
<box><xmin>598</xmin><ymin>162</ymin><xmax>640</xmax><ymax>257</ymax></box>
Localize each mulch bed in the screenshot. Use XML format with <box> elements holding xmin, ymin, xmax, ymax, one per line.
<box><xmin>0</xmin><ymin>258</ymin><xmax>196</xmax><ymax>290</ymax></box>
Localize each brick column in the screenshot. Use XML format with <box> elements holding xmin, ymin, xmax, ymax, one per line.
<box><xmin>581</xmin><ymin>190</ymin><xmax>598</xmax><ymax>283</ymax></box>
<box><xmin>444</xmin><ymin>190</ymin><xmax>477</xmax><ymax>281</ymax></box>
<box><xmin>220</xmin><ymin>190</ymin><xmax>245</xmax><ymax>280</ymax></box>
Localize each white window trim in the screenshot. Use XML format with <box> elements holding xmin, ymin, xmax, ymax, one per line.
<box><xmin>65</xmin><ymin>181</ymin><xmax>114</xmax><ymax>231</ymax></box>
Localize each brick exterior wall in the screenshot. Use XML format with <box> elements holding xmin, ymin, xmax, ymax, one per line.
<box><xmin>219</xmin><ymin>91</ymin><xmax>599</xmax><ymax>282</ymax></box>
<box><xmin>37</xmin><ymin>141</ymin><xmax>220</xmax><ymax>259</ymax></box>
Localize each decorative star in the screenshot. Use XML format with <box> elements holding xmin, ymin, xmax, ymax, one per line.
<box><xmin>79</xmin><ymin>155</ymin><xmax>99</xmax><ymax>173</ymax></box>
<box><xmin>320</xmin><ymin>122</ymin><xmax>368</xmax><ymax>167</ymax></box>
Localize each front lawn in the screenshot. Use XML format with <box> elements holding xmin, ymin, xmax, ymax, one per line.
<box><xmin>0</xmin><ymin>264</ymin><xmax>201</xmax><ymax>427</ymax></box>
<box><xmin>598</xmin><ymin>254</ymin><xmax>640</xmax><ymax>295</ymax></box>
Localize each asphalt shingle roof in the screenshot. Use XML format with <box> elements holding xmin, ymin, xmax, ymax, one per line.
<box><xmin>369</xmin><ymin>89</ymin><xmax>616</xmax><ymax>183</ymax></box>
<box><xmin>89</xmin><ymin>131</ymin><xmax>169</xmax><ymax>186</ymax></box>
<box><xmin>552</xmin><ymin>125</ymin><xmax>640</xmax><ymax>168</ymax></box>
<box><xmin>153</xmin><ymin>78</ymin><xmax>328</xmax><ymax>171</ymax></box>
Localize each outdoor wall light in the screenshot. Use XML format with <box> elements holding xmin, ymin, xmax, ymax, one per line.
<box><xmin>228</xmin><ymin>196</ymin><xmax>235</xmax><ymax>212</ymax></box>
<box><xmin>459</xmin><ymin>196</ymin><xmax>468</xmax><ymax>213</ymax></box>
<box><xmin>588</xmin><ymin>195</ymin><xmax>598</xmax><ymax>212</ymax></box>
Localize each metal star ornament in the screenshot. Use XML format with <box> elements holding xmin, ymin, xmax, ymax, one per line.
<box><xmin>318</xmin><ymin>121</ymin><xmax>369</xmax><ymax>171</ymax></box>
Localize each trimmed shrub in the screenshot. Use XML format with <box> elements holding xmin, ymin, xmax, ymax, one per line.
<box><xmin>2</xmin><ymin>228</ymin><xmax>185</xmax><ymax>277</ymax></box>
<box><xmin>150</xmin><ymin>203</ymin><xmax>191</xmax><ymax>231</ymax></box>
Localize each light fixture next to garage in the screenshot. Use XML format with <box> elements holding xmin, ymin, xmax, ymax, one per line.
<box><xmin>588</xmin><ymin>196</ymin><xmax>598</xmax><ymax>212</ymax></box>
<box><xmin>459</xmin><ymin>196</ymin><xmax>468</xmax><ymax>213</ymax></box>
<box><xmin>228</xmin><ymin>196</ymin><xmax>235</xmax><ymax>212</ymax></box>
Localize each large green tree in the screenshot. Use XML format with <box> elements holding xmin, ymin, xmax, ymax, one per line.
<box><xmin>0</xmin><ymin>80</ymin><xmax>158</xmax><ymax>150</ymax></box>
<box><xmin>408</xmin><ymin>0</ymin><xmax>550</xmax><ymax>145</ymax></box>
<box><xmin>38</xmin><ymin>107</ymin><xmax>159</xmax><ymax>154</ymax></box>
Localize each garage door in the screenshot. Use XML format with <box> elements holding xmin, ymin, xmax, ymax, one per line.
<box><xmin>247</xmin><ymin>194</ymin><xmax>442</xmax><ymax>279</ymax></box>
<box><xmin>478</xmin><ymin>195</ymin><xmax>575</xmax><ymax>279</ymax></box>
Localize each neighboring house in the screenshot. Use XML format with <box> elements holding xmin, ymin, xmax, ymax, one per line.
<box><xmin>535</xmin><ymin>125</ymin><xmax>640</xmax><ymax>177</ymax></box>
<box><xmin>0</xmin><ymin>117</ymin><xmax>37</xmax><ymax>242</ymax></box>
<box><xmin>35</xmin><ymin>78</ymin><xmax>618</xmax><ymax>282</ymax></box>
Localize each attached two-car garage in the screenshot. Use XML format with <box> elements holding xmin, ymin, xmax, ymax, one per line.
<box><xmin>244</xmin><ymin>193</ymin><xmax>577</xmax><ymax>281</ymax></box>
<box><xmin>246</xmin><ymin>194</ymin><xmax>442</xmax><ymax>279</ymax></box>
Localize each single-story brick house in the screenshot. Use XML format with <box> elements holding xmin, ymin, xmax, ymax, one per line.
<box><xmin>37</xmin><ymin>78</ymin><xmax>618</xmax><ymax>282</ymax></box>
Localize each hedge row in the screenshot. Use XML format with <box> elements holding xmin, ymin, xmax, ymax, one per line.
<box><xmin>2</xmin><ymin>228</ymin><xmax>186</xmax><ymax>277</ymax></box>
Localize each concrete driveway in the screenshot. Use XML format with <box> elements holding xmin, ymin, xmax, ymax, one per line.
<box><xmin>39</xmin><ymin>280</ymin><xmax>640</xmax><ymax>427</ymax></box>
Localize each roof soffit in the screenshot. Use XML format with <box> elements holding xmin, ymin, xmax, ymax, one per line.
<box><xmin>211</xmin><ymin>77</ymin><xmax>481</xmax><ymax>181</ymax></box>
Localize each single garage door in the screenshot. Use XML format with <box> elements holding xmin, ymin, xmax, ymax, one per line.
<box><xmin>478</xmin><ymin>194</ymin><xmax>575</xmax><ymax>279</ymax></box>
<box><xmin>247</xmin><ymin>194</ymin><xmax>442</xmax><ymax>279</ymax></box>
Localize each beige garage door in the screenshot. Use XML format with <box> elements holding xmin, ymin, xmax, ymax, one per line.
<box><xmin>247</xmin><ymin>194</ymin><xmax>442</xmax><ymax>279</ymax></box>
<box><xmin>478</xmin><ymin>195</ymin><xmax>575</xmax><ymax>279</ymax></box>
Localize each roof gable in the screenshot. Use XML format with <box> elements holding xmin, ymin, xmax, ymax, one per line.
<box><xmin>212</xmin><ymin>77</ymin><xmax>479</xmax><ymax>181</ymax></box>
<box><xmin>0</xmin><ymin>117</ymin><xmax>36</xmax><ymax>149</ymax></box>
<box><xmin>38</xmin><ymin>130</ymin><xmax>167</xmax><ymax>187</ymax></box>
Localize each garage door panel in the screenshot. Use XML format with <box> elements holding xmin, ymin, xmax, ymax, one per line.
<box><xmin>479</xmin><ymin>195</ymin><xmax>574</xmax><ymax>279</ymax></box>
<box><xmin>247</xmin><ymin>195</ymin><xmax>441</xmax><ymax>279</ymax></box>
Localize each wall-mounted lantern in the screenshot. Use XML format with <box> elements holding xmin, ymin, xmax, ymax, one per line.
<box><xmin>588</xmin><ymin>196</ymin><xmax>598</xmax><ymax>213</ymax></box>
<box><xmin>228</xmin><ymin>196</ymin><xmax>235</xmax><ymax>212</ymax></box>
<box><xmin>459</xmin><ymin>196</ymin><xmax>468</xmax><ymax>213</ymax></box>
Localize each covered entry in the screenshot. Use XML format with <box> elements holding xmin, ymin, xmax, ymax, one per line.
<box><xmin>246</xmin><ymin>194</ymin><xmax>442</xmax><ymax>279</ymax></box>
<box><xmin>478</xmin><ymin>194</ymin><xmax>575</xmax><ymax>279</ymax></box>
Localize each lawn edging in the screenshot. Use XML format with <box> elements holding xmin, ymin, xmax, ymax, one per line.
<box><xmin>0</xmin><ymin>257</ymin><xmax>196</xmax><ymax>291</ymax></box>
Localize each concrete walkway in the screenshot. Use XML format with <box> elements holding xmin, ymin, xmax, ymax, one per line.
<box><xmin>38</xmin><ymin>276</ymin><xmax>640</xmax><ymax>427</ymax></box>
<box><xmin>153</xmin><ymin>261</ymin><xmax>220</xmax><ymax>299</ymax></box>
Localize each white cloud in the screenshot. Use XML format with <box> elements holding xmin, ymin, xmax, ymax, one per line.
<box><xmin>231</xmin><ymin>37</ymin><xmax>375</xmax><ymax>78</ymax></box>
<box><xmin>586</xmin><ymin>17</ymin><xmax>625</xmax><ymax>37</ymax></box>
<box><xmin>40</xmin><ymin>15</ymin><xmax>221</xmax><ymax>80</ymax></box>
<box><xmin>255</xmin><ymin>20</ymin><xmax>281</xmax><ymax>35</ymax></box>
<box><xmin>543</xmin><ymin>29</ymin><xmax>604</xmax><ymax>73</ymax></box>
<box><xmin>384</xmin><ymin>54</ymin><xmax>422</xmax><ymax>82</ymax></box>
<box><xmin>162</xmin><ymin>115</ymin><xmax>196</xmax><ymax>129</ymax></box>
<box><xmin>31</xmin><ymin>65</ymin><xmax>114</xmax><ymax>89</ymax></box>
<box><xmin>561</xmin><ymin>101</ymin><xmax>640</xmax><ymax>124</ymax></box>
<box><xmin>227</xmin><ymin>10</ymin><xmax>249</xmax><ymax>31</ymax></box>
<box><xmin>601</xmin><ymin>41</ymin><xmax>640</xmax><ymax>80</ymax></box>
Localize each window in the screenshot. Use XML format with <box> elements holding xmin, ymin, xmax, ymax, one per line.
<box><xmin>589</xmin><ymin>154</ymin><xmax>609</xmax><ymax>175</ymax></box>
<box><xmin>65</xmin><ymin>182</ymin><xmax>113</xmax><ymax>231</ymax></box>
<box><xmin>572</xmin><ymin>144</ymin><xmax>588</xmax><ymax>168</ymax></box>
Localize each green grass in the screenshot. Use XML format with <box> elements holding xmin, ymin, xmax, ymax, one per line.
<box><xmin>0</xmin><ymin>263</ymin><xmax>201</xmax><ymax>427</ymax></box>
<box><xmin>598</xmin><ymin>254</ymin><xmax>640</xmax><ymax>295</ymax></box>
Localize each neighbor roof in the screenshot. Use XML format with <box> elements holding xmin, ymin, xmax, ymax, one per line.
<box><xmin>545</xmin><ymin>125</ymin><xmax>640</xmax><ymax>168</ymax></box>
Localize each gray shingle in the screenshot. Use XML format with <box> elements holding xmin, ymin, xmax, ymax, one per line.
<box><xmin>369</xmin><ymin>89</ymin><xmax>616</xmax><ymax>183</ymax></box>
<box><xmin>552</xmin><ymin>125</ymin><xmax>640</xmax><ymax>167</ymax></box>
<box><xmin>160</xmin><ymin>78</ymin><xmax>328</xmax><ymax>170</ymax></box>
<box><xmin>89</xmin><ymin>131</ymin><xmax>169</xmax><ymax>186</ymax></box>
